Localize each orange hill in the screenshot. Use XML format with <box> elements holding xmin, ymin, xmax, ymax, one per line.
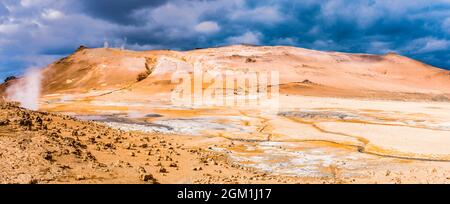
<box><xmin>3</xmin><ymin>45</ymin><xmax>450</xmax><ymax>100</ymax></box>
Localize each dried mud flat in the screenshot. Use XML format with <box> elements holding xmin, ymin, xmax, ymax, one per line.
<box><xmin>0</xmin><ymin>102</ymin><xmax>309</xmax><ymax>184</ymax></box>
<box><xmin>3</xmin><ymin>96</ymin><xmax>450</xmax><ymax>184</ymax></box>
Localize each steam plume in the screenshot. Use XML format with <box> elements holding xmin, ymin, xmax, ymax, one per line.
<box><xmin>6</xmin><ymin>68</ymin><xmax>42</xmax><ymax>110</ymax></box>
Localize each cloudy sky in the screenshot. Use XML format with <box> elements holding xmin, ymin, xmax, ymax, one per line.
<box><xmin>1</xmin><ymin>0</ymin><xmax>450</xmax><ymax>80</ymax></box>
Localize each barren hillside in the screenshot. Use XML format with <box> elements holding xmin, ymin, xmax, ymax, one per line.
<box><xmin>3</xmin><ymin>45</ymin><xmax>450</xmax><ymax>101</ymax></box>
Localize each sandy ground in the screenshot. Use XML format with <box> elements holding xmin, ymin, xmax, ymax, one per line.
<box><xmin>31</xmin><ymin>92</ymin><xmax>450</xmax><ymax>184</ymax></box>
<box><xmin>0</xmin><ymin>102</ymin><xmax>308</xmax><ymax>184</ymax></box>
<box><xmin>4</xmin><ymin>98</ymin><xmax>450</xmax><ymax>184</ymax></box>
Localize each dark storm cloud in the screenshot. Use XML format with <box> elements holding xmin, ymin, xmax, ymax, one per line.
<box><xmin>1</xmin><ymin>0</ymin><xmax>450</xmax><ymax>81</ymax></box>
<box><xmin>78</xmin><ymin>0</ymin><xmax>169</xmax><ymax>25</ymax></box>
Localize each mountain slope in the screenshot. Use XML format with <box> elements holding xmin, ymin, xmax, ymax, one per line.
<box><xmin>3</xmin><ymin>45</ymin><xmax>450</xmax><ymax>102</ymax></box>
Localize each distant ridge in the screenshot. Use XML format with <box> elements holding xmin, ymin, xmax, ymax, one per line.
<box><xmin>1</xmin><ymin>44</ymin><xmax>450</xmax><ymax>100</ymax></box>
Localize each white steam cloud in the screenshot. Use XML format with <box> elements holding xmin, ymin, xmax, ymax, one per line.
<box><xmin>6</xmin><ymin>68</ymin><xmax>43</xmax><ymax>110</ymax></box>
